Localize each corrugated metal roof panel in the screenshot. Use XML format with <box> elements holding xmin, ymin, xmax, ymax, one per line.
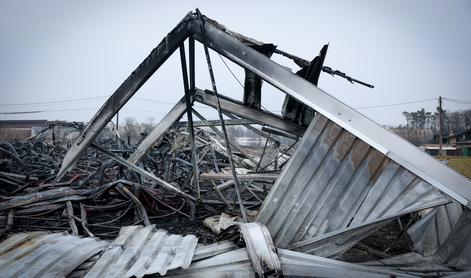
<box><xmin>197</xmin><ymin>17</ymin><xmax>471</xmax><ymax>207</ymax></box>
<box><xmin>193</xmin><ymin>241</ymin><xmax>238</xmax><ymax>261</ymax></box>
<box><xmin>278</xmin><ymin>248</ymin><xmax>417</xmax><ymax>278</ymax></box>
<box><xmin>85</xmin><ymin>225</ymin><xmax>198</xmax><ymax>278</ymax></box>
<box><xmin>408</xmin><ymin>201</ymin><xmax>463</xmax><ymax>256</ymax></box>
<box><xmin>0</xmin><ymin>231</ymin><xmax>106</xmax><ymax>278</ymax></box>
<box><xmin>167</xmin><ymin>247</ymin><xmax>417</xmax><ymax>277</ymax></box>
<box><xmin>167</xmin><ymin>248</ymin><xmax>255</xmax><ymax>277</ymax></box>
<box><xmin>219</xmin><ymin>222</ymin><xmax>282</xmax><ymax>276</ymax></box>
<box><xmin>435</xmin><ymin>209</ymin><xmax>471</xmax><ymax>270</ymax></box>
<box><xmin>257</xmin><ymin>113</ymin><xmax>449</xmax><ymax>249</ymax></box>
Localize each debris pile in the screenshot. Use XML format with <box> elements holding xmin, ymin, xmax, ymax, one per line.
<box><xmin>1</xmin><ymin>10</ymin><xmax>470</xmax><ymax>277</ymax></box>
<box><xmin>0</xmin><ymin>124</ymin><xmax>283</xmax><ymax>241</ymax></box>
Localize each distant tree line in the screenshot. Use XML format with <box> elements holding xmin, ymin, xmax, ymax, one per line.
<box><xmin>390</xmin><ymin>108</ymin><xmax>471</xmax><ymax>146</ymax></box>
<box><xmin>112</xmin><ymin>108</ymin><xmax>471</xmax><ymax>148</ymax></box>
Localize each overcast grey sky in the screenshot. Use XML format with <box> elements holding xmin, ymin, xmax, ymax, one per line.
<box><xmin>1</xmin><ymin>0</ymin><xmax>470</xmax><ymax>126</ymax></box>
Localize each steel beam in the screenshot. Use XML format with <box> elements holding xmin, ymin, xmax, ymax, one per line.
<box><xmin>194</xmin><ymin>88</ymin><xmax>305</xmax><ymax>137</ymax></box>
<box><xmin>190</xmin><ymin>18</ymin><xmax>471</xmax><ymax>207</ymax></box>
<box><xmin>127</xmin><ymin>98</ymin><xmax>186</xmax><ymax>164</ymax></box>
<box><xmin>175</xmin><ymin>118</ymin><xmax>257</xmax><ymax>127</ymax></box>
<box><xmin>55</xmin><ymin>14</ymin><xmax>192</xmax><ymax>181</ymax></box>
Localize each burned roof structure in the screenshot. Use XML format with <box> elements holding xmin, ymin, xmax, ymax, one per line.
<box><xmin>1</xmin><ymin>9</ymin><xmax>471</xmax><ymax>277</ymax></box>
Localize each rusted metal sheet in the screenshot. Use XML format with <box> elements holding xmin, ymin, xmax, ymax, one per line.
<box><xmin>85</xmin><ymin>225</ymin><xmax>198</xmax><ymax>278</ymax></box>
<box><xmin>407</xmin><ymin>201</ymin><xmax>463</xmax><ymax>256</ymax></box>
<box><xmin>0</xmin><ymin>231</ymin><xmax>106</xmax><ymax>278</ymax></box>
<box><xmin>256</xmin><ymin>113</ymin><xmax>449</xmax><ymax>251</ymax></box>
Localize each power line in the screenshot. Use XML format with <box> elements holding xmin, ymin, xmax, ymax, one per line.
<box><xmin>355</xmin><ymin>98</ymin><xmax>437</xmax><ymax>110</ymax></box>
<box><xmin>443</xmin><ymin>97</ymin><xmax>471</xmax><ymax>104</ymax></box>
<box><xmin>133</xmin><ymin>97</ymin><xmax>177</xmax><ymax>105</ymax></box>
<box><xmin>218</xmin><ymin>53</ymin><xmax>244</xmax><ymax>89</ymax></box>
<box><xmin>0</xmin><ymin>110</ymin><xmax>46</xmax><ymax>115</ymax></box>
<box><xmin>0</xmin><ymin>95</ymin><xmax>110</xmax><ymax>106</ymax></box>
<box><xmin>218</xmin><ymin>53</ymin><xmax>281</xmax><ymax>114</ymax></box>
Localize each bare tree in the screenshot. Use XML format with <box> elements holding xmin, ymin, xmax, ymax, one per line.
<box><xmin>120</xmin><ymin>117</ymin><xmax>141</xmax><ymax>144</ymax></box>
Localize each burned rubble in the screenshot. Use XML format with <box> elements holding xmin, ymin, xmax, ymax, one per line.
<box><xmin>1</xmin><ymin>10</ymin><xmax>471</xmax><ymax>277</ymax></box>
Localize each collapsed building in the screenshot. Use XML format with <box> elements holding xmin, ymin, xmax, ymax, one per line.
<box><xmin>1</xmin><ymin>10</ymin><xmax>470</xmax><ymax>277</ymax></box>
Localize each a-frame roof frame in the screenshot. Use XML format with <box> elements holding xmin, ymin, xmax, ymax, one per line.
<box><xmin>57</xmin><ymin>11</ymin><xmax>471</xmax><ymax>208</ymax></box>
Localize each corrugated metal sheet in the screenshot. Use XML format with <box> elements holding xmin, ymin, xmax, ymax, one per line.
<box><xmin>167</xmin><ymin>248</ymin><xmax>255</xmax><ymax>277</ymax></box>
<box><xmin>256</xmin><ymin>113</ymin><xmax>449</xmax><ymax>250</ymax></box>
<box><xmin>220</xmin><ymin>222</ymin><xmax>281</xmax><ymax>276</ymax></box>
<box><xmin>197</xmin><ymin>16</ymin><xmax>471</xmax><ymax>207</ymax></box>
<box><xmin>407</xmin><ymin>201</ymin><xmax>463</xmax><ymax>256</ymax></box>
<box><xmin>435</xmin><ymin>208</ymin><xmax>471</xmax><ymax>270</ymax></box>
<box><xmin>277</xmin><ymin>248</ymin><xmax>417</xmax><ymax>278</ymax></box>
<box><xmin>0</xmin><ymin>231</ymin><xmax>107</xmax><ymax>278</ymax></box>
<box><xmin>85</xmin><ymin>225</ymin><xmax>198</xmax><ymax>278</ymax></box>
<box><xmin>288</xmin><ymin>219</ymin><xmax>390</xmax><ymax>257</ymax></box>
<box><xmin>192</xmin><ymin>241</ymin><xmax>238</xmax><ymax>261</ymax></box>
<box><xmin>362</xmin><ymin>252</ymin><xmax>456</xmax><ymax>275</ymax></box>
<box><xmin>166</xmin><ymin>247</ymin><xmax>417</xmax><ymax>277</ymax></box>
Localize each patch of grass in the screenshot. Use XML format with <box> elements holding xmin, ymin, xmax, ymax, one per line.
<box><xmin>437</xmin><ymin>156</ymin><xmax>471</xmax><ymax>179</ymax></box>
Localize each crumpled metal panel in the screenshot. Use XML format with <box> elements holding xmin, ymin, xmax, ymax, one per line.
<box><xmin>256</xmin><ymin>113</ymin><xmax>449</xmax><ymax>249</ymax></box>
<box><xmin>362</xmin><ymin>252</ymin><xmax>457</xmax><ymax>275</ymax></box>
<box><xmin>167</xmin><ymin>248</ymin><xmax>255</xmax><ymax>277</ymax></box>
<box><xmin>435</xmin><ymin>208</ymin><xmax>471</xmax><ymax>270</ymax></box>
<box><xmin>85</xmin><ymin>225</ymin><xmax>198</xmax><ymax>278</ymax></box>
<box><xmin>288</xmin><ymin>219</ymin><xmax>390</xmax><ymax>258</ymax></box>
<box><xmin>0</xmin><ymin>231</ymin><xmax>107</xmax><ymax>278</ymax></box>
<box><xmin>407</xmin><ymin>201</ymin><xmax>463</xmax><ymax>256</ymax></box>
<box><xmin>166</xmin><ymin>247</ymin><xmax>416</xmax><ymax>278</ymax></box>
<box><xmin>56</xmin><ymin>11</ymin><xmax>471</xmax><ymax>208</ymax></box>
<box><xmin>221</xmin><ymin>222</ymin><xmax>282</xmax><ymax>276</ymax></box>
<box><xmin>277</xmin><ymin>249</ymin><xmax>417</xmax><ymax>278</ymax></box>
<box><xmin>194</xmin><ymin>16</ymin><xmax>471</xmax><ymax>207</ymax></box>
<box><xmin>192</xmin><ymin>241</ymin><xmax>238</xmax><ymax>261</ymax></box>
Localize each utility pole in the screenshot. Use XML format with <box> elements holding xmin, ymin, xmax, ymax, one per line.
<box><xmin>116</xmin><ymin>111</ymin><xmax>120</xmax><ymax>144</ymax></box>
<box><xmin>438</xmin><ymin>96</ymin><xmax>443</xmax><ymax>156</ymax></box>
<box><xmin>406</xmin><ymin>116</ymin><xmax>410</xmax><ymax>142</ymax></box>
<box><xmin>116</xmin><ymin>112</ymin><xmax>119</xmax><ymax>133</ymax></box>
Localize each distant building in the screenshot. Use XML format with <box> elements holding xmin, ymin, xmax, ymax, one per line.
<box><xmin>0</xmin><ymin>120</ymin><xmax>83</xmax><ymax>142</ymax></box>
<box><xmin>0</xmin><ymin>120</ymin><xmax>48</xmax><ymax>141</ymax></box>
<box><xmin>421</xmin><ymin>144</ymin><xmax>457</xmax><ymax>156</ymax></box>
<box><xmin>425</xmin><ymin>129</ymin><xmax>471</xmax><ymax>156</ymax></box>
